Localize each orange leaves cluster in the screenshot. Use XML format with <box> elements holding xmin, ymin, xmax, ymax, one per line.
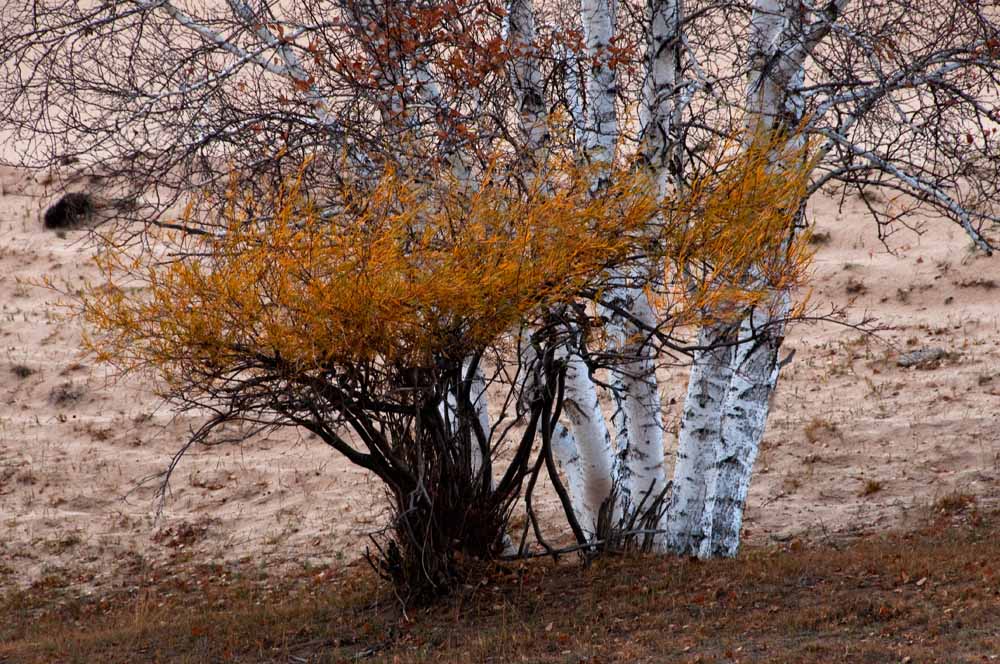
<box><xmin>84</xmin><ymin>159</ymin><xmax>657</xmax><ymax>378</ymax></box>
<box><xmin>670</xmin><ymin>136</ymin><xmax>816</xmax><ymax>324</ymax></box>
<box><xmin>83</xmin><ymin>136</ymin><xmax>814</xmax><ymax>384</ymax></box>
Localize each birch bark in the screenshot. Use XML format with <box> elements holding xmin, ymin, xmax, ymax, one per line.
<box><xmin>611</xmin><ymin>0</ymin><xmax>686</xmax><ymax>523</ymax></box>
<box><xmin>503</xmin><ymin>0</ymin><xmax>617</xmax><ymax>537</ymax></box>
<box><xmin>505</xmin><ymin>0</ymin><xmax>549</xmax><ymax>166</ymax></box>
<box><xmin>700</xmin><ymin>298</ymin><xmax>788</xmax><ymax>557</ymax></box>
<box><xmin>542</xmin><ymin>0</ymin><xmax>624</xmax><ymax>534</ymax></box>
<box><xmin>579</xmin><ymin>0</ymin><xmax>618</xmax><ymax>168</ymax></box>
<box><xmin>578</xmin><ymin>0</ymin><xmax>674</xmax><ymax>520</ymax></box>
<box><xmin>665</xmin><ymin>326</ymin><xmax>732</xmax><ymax>554</ymax></box>
<box><xmin>560</xmin><ymin>350</ymin><xmax>616</xmax><ymax>534</ymax></box>
<box><xmin>694</xmin><ymin>0</ymin><xmax>847</xmax><ymax>557</ymax></box>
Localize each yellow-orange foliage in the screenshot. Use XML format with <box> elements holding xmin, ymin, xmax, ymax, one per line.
<box><xmin>669</xmin><ymin>136</ymin><xmax>816</xmax><ymax>325</ymax></box>
<box><xmin>83</xmin><ymin>138</ymin><xmax>813</xmax><ymax>386</ymax></box>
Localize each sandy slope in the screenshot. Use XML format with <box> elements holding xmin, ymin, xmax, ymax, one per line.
<box><xmin>0</xmin><ymin>164</ymin><xmax>997</xmax><ymax>590</ymax></box>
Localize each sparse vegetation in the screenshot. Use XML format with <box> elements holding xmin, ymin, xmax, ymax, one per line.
<box><xmin>48</xmin><ymin>381</ymin><xmax>84</xmax><ymax>406</ymax></box>
<box><xmin>10</xmin><ymin>363</ymin><xmax>34</xmax><ymax>378</ymax></box>
<box><xmin>808</xmin><ymin>230</ymin><xmax>832</xmax><ymax>245</ymax></box>
<box><xmin>1</xmin><ymin>510</ymin><xmax>997</xmax><ymax>663</ymax></box>
<box><xmin>42</xmin><ymin>532</ymin><xmax>83</xmax><ymax>554</ymax></box>
<box><xmin>845</xmin><ymin>276</ymin><xmax>868</xmax><ymax>295</ymax></box>
<box><xmin>935</xmin><ymin>491</ymin><xmax>976</xmax><ymax>514</ymax></box>
<box><xmin>803</xmin><ymin>417</ymin><xmax>840</xmax><ymax>444</ymax></box>
<box><xmin>861</xmin><ymin>479</ymin><xmax>884</xmax><ymax>497</ymax></box>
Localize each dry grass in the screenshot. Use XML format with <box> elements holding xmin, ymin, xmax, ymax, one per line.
<box><xmin>2</xmin><ymin>510</ymin><xmax>998</xmax><ymax>663</ymax></box>
<box><xmin>956</xmin><ymin>278</ymin><xmax>997</xmax><ymax>290</ymax></box>
<box><xmin>803</xmin><ymin>417</ymin><xmax>840</xmax><ymax>444</ymax></box>
<box><xmin>9</xmin><ymin>363</ymin><xmax>35</xmax><ymax>379</ymax></box>
<box><xmin>935</xmin><ymin>491</ymin><xmax>977</xmax><ymax>514</ymax></box>
<box><xmin>808</xmin><ymin>230</ymin><xmax>832</xmax><ymax>245</ymax></box>
<box><xmin>845</xmin><ymin>276</ymin><xmax>868</xmax><ymax>295</ymax></box>
<box><xmin>47</xmin><ymin>381</ymin><xmax>85</xmax><ymax>406</ymax></box>
<box><xmin>860</xmin><ymin>479</ymin><xmax>884</xmax><ymax>497</ymax></box>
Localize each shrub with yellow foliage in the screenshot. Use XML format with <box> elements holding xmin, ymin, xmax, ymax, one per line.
<box><xmin>81</xmin><ymin>137</ymin><xmax>813</xmax><ymax>599</ymax></box>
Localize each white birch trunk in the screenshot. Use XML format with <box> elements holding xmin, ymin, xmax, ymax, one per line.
<box><xmin>550</xmin><ymin>422</ymin><xmax>589</xmax><ymax>530</ymax></box>
<box><xmin>690</xmin><ymin>0</ymin><xmax>846</xmax><ymax>557</ymax></box>
<box><xmin>411</xmin><ymin>61</ymin><xmax>472</xmax><ymax>184</ymax></box>
<box><xmin>697</xmin><ymin>300</ymin><xmax>787</xmax><ymax>558</ymax></box>
<box><xmin>689</xmin><ymin>0</ymin><xmax>795</xmax><ymax>559</ymax></box>
<box><xmin>640</xmin><ymin>0</ymin><xmax>683</xmax><ymax>195</ymax></box>
<box><xmin>664</xmin><ymin>326</ymin><xmax>732</xmax><ymax>554</ymax></box>
<box><xmin>561</xmin><ymin>45</ymin><xmax>588</xmax><ymax>152</ymax></box>
<box><xmin>671</xmin><ymin>0</ymin><xmax>788</xmax><ymax>558</ymax></box>
<box><xmin>579</xmin><ymin>0</ymin><xmax>671</xmax><ymax>520</ymax></box>
<box><xmin>604</xmin><ymin>0</ymin><xmax>683</xmax><ymax>521</ymax></box>
<box><xmin>580</xmin><ymin>0</ymin><xmax>618</xmax><ymax>168</ymax></box>
<box><xmin>559</xmin><ymin>349</ymin><xmax>615</xmax><ymax>535</ymax></box>
<box><xmin>505</xmin><ymin>0</ymin><xmax>549</xmax><ymax>163</ymax></box>
<box><xmin>605</xmin><ymin>287</ymin><xmax>668</xmax><ymax>517</ymax></box>
<box><xmin>465</xmin><ymin>359</ymin><xmax>491</xmax><ymax>480</ymax></box>
<box><xmin>505</xmin><ymin>0</ymin><xmax>613</xmax><ymax>535</ymax></box>
<box><xmin>540</xmin><ymin>0</ymin><xmax>622</xmax><ymax>535</ymax></box>
<box><xmin>464</xmin><ymin>359</ymin><xmax>517</xmax><ymax>554</ymax></box>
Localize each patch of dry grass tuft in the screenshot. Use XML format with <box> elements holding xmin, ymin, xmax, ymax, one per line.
<box><xmin>860</xmin><ymin>479</ymin><xmax>884</xmax><ymax>496</ymax></box>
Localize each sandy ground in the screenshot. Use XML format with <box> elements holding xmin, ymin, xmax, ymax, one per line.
<box><xmin>0</xmin><ymin>163</ymin><xmax>997</xmax><ymax>591</ymax></box>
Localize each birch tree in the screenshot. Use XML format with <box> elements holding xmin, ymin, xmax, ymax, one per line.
<box><xmin>3</xmin><ymin>0</ymin><xmax>997</xmax><ymax>569</ymax></box>
<box><xmin>660</xmin><ymin>0</ymin><xmax>999</xmax><ymax>557</ymax></box>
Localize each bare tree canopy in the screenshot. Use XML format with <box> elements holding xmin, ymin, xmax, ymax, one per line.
<box><xmin>3</xmin><ymin>0</ymin><xmax>997</xmax><ymax>248</ymax></box>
